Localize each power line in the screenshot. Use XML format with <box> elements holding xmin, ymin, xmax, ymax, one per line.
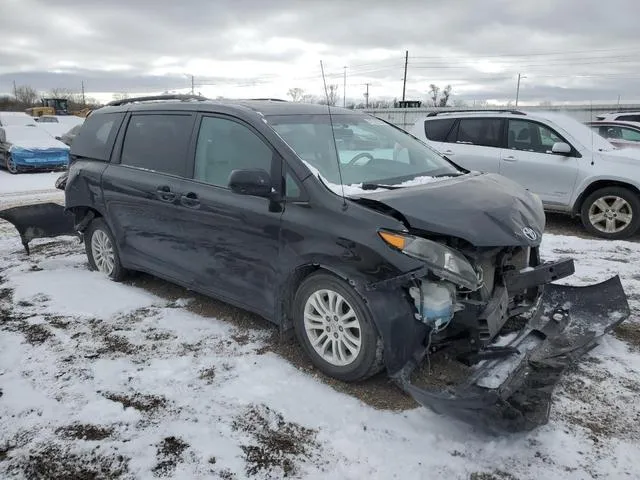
<box><xmin>409</xmin><ymin>46</ymin><xmax>640</xmax><ymax>60</ymax></box>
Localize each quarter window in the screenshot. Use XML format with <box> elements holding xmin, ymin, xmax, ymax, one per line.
<box><xmin>424</xmin><ymin>118</ymin><xmax>456</xmax><ymax>141</ymax></box>
<box><xmin>120</xmin><ymin>113</ymin><xmax>193</xmax><ymax>176</ymax></box>
<box><xmin>193</xmin><ymin>116</ymin><xmax>273</xmax><ymax>188</ymax></box>
<box><xmin>70</xmin><ymin>112</ymin><xmax>125</xmax><ymax>161</ymax></box>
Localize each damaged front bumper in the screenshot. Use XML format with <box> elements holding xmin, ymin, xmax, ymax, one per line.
<box><xmin>390</xmin><ymin>261</ymin><xmax>630</xmax><ymax>434</ymax></box>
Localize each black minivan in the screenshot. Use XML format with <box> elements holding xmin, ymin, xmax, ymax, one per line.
<box><xmin>62</xmin><ymin>95</ymin><xmax>627</xmax><ymax>432</ymax></box>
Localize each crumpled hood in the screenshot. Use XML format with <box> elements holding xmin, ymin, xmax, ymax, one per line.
<box><xmin>352</xmin><ymin>172</ymin><xmax>545</xmax><ymax>247</ymax></box>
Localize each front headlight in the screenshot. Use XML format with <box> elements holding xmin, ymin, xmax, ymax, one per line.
<box><xmin>379</xmin><ymin>230</ymin><xmax>480</xmax><ymax>291</ymax></box>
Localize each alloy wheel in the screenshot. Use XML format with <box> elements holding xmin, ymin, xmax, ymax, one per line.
<box><xmin>303</xmin><ymin>289</ymin><xmax>362</xmax><ymax>367</ymax></box>
<box><xmin>91</xmin><ymin>229</ymin><xmax>115</xmax><ymax>275</ymax></box>
<box><xmin>588</xmin><ymin>195</ymin><xmax>633</xmax><ymax>234</ymax></box>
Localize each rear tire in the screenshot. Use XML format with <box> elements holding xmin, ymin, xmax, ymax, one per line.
<box><xmin>580</xmin><ymin>187</ymin><xmax>640</xmax><ymax>240</ymax></box>
<box><xmin>84</xmin><ymin>218</ymin><xmax>127</xmax><ymax>281</ymax></box>
<box><xmin>292</xmin><ymin>272</ymin><xmax>384</xmax><ymax>382</ymax></box>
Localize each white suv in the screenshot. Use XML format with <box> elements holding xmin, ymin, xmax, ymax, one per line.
<box><xmin>595</xmin><ymin>111</ymin><xmax>640</xmax><ymax>122</ymax></box>
<box><xmin>409</xmin><ymin>109</ymin><xmax>640</xmax><ymax>240</ymax></box>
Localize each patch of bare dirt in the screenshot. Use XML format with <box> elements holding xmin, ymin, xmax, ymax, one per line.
<box><xmin>151</xmin><ymin>436</ymin><xmax>189</xmax><ymax>477</ymax></box>
<box><xmin>198</xmin><ymin>366</ymin><xmax>216</xmax><ymax>384</ymax></box>
<box><xmin>102</xmin><ymin>392</ymin><xmax>168</xmax><ymax>414</ymax></box>
<box><xmin>614</xmin><ymin>321</ymin><xmax>640</xmax><ymax>349</ymax></box>
<box><xmin>56</xmin><ymin>424</ymin><xmax>115</xmax><ymax>441</ymax></box>
<box><xmin>14</xmin><ymin>443</ymin><xmax>129</xmax><ymax>480</ymax></box>
<box><xmin>470</xmin><ymin>471</ymin><xmax>519</xmax><ymax>480</ymax></box>
<box><xmin>231</xmin><ymin>404</ymin><xmax>323</xmax><ymax>478</ymax></box>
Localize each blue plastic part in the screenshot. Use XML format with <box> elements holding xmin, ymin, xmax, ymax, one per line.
<box><xmin>10</xmin><ymin>147</ymin><xmax>69</xmax><ymax>168</ymax></box>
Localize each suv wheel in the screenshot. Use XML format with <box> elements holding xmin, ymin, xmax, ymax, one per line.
<box><xmin>292</xmin><ymin>272</ymin><xmax>383</xmax><ymax>382</ymax></box>
<box><xmin>85</xmin><ymin>218</ymin><xmax>126</xmax><ymax>281</ymax></box>
<box><xmin>5</xmin><ymin>155</ymin><xmax>18</xmax><ymax>174</ymax></box>
<box><xmin>580</xmin><ymin>187</ymin><xmax>640</xmax><ymax>239</ymax></box>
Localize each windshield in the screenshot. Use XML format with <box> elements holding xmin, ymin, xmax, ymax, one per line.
<box><xmin>266</xmin><ymin>113</ymin><xmax>463</xmax><ymax>188</ymax></box>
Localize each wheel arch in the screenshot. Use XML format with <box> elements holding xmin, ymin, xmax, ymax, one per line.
<box><xmin>572</xmin><ymin>179</ymin><xmax>640</xmax><ymax>216</ymax></box>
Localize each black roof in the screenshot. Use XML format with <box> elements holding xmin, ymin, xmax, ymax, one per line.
<box><xmin>97</xmin><ymin>94</ymin><xmax>358</xmax><ymax>117</ymax></box>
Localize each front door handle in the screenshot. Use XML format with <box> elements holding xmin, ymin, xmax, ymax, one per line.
<box><xmin>156</xmin><ymin>185</ymin><xmax>176</xmax><ymax>202</ymax></box>
<box><xmin>503</xmin><ymin>156</ymin><xmax>518</xmax><ymax>162</ymax></box>
<box><xmin>444</xmin><ymin>150</ymin><xmax>455</xmax><ymax>155</ymax></box>
<box><xmin>180</xmin><ymin>192</ymin><xmax>200</xmax><ymax>208</ymax></box>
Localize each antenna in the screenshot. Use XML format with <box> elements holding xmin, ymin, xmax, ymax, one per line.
<box><xmin>320</xmin><ymin>60</ymin><xmax>347</xmax><ymax>209</ymax></box>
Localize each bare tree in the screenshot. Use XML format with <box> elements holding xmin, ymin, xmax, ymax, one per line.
<box><xmin>438</xmin><ymin>85</ymin><xmax>452</xmax><ymax>107</ymax></box>
<box><xmin>301</xmin><ymin>93</ymin><xmax>317</xmax><ymax>103</ymax></box>
<box><xmin>452</xmin><ymin>98</ymin><xmax>468</xmax><ymax>107</ymax></box>
<box><xmin>429</xmin><ymin>84</ymin><xmax>440</xmax><ymax>106</ymax></box>
<box><xmin>318</xmin><ymin>84</ymin><xmax>339</xmax><ymax>106</ymax></box>
<box><xmin>15</xmin><ymin>85</ymin><xmax>38</xmax><ymax>106</ymax></box>
<box><xmin>287</xmin><ymin>87</ymin><xmax>305</xmax><ymax>102</ymax></box>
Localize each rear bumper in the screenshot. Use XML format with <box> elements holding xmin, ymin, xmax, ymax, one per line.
<box><xmin>391</xmin><ymin>275</ymin><xmax>630</xmax><ymax>434</ymax></box>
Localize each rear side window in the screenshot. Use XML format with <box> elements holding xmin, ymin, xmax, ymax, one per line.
<box><xmin>616</xmin><ymin>114</ymin><xmax>640</xmax><ymax>122</ymax></box>
<box><xmin>424</xmin><ymin>118</ymin><xmax>456</xmax><ymax>141</ymax></box>
<box><xmin>120</xmin><ymin>113</ymin><xmax>194</xmax><ymax>177</ymax></box>
<box><xmin>452</xmin><ymin>118</ymin><xmax>503</xmax><ymax>147</ymax></box>
<box><xmin>70</xmin><ymin>112</ymin><xmax>124</xmax><ymax>161</ymax></box>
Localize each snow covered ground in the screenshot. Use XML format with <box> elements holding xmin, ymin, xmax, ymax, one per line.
<box><xmin>1</xmin><ymin>175</ymin><xmax>639</xmax><ymax>479</ymax></box>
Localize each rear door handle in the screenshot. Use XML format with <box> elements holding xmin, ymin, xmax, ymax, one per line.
<box><xmin>156</xmin><ymin>185</ymin><xmax>177</xmax><ymax>202</ymax></box>
<box><xmin>180</xmin><ymin>192</ymin><xmax>200</xmax><ymax>208</ymax></box>
<box><xmin>503</xmin><ymin>156</ymin><xmax>518</xmax><ymax>162</ymax></box>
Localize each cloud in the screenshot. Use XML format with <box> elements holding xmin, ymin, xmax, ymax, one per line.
<box><xmin>1</xmin><ymin>0</ymin><xmax>639</xmax><ymax>104</ymax></box>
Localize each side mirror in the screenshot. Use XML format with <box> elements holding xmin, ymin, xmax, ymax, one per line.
<box><xmin>551</xmin><ymin>142</ymin><xmax>571</xmax><ymax>155</ymax></box>
<box><xmin>228</xmin><ymin>168</ymin><xmax>273</xmax><ymax>198</ymax></box>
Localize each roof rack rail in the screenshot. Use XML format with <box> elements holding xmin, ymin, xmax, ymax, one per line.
<box><xmin>244</xmin><ymin>98</ymin><xmax>288</xmax><ymax>102</ymax></box>
<box><xmin>426</xmin><ymin>109</ymin><xmax>526</xmax><ymax>117</ymax></box>
<box><xmin>106</xmin><ymin>94</ymin><xmax>209</xmax><ymax>107</ymax></box>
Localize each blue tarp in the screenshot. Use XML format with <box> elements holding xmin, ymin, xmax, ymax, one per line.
<box><xmin>10</xmin><ymin>147</ymin><xmax>69</xmax><ymax>168</ymax></box>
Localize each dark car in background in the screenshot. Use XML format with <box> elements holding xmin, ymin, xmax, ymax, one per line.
<box><xmin>57</xmin><ymin>95</ymin><xmax>628</xmax><ymax>433</ymax></box>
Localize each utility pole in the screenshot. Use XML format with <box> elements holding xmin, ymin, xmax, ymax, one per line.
<box><xmin>343</xmin><ymin>66</ymin><xmax>347</xmax><ymax>107</ymax></box>
<box><xmin>13</xmin><ymin>80</ymin><xmax>17</xmax><ymax>100</ymax></box>
<box><xmin>402</xmin><ymin>50</ymin><xmax>408</xmax><ymax>102</ymax></box>
<box><xmin>515</xmin><ymin>73</ymin><xmax>522</xmax><ymax>106</ymax></box>
<box><xmin>81</xmin><ymin>80</ymin><xmax>86</xmax><ymax>105</ymax></box>
<box><xmin>191</xmin><ymin>75</ymin><xmax>195</xmax><ymax>95</ymax></box>
<box><xmin>364</xmin><ymin>83</ymin><xmax>370</xmax><ymax>108</ymax></box>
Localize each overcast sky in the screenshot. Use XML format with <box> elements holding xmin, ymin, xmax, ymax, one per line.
<box><xmin>2</xmin><ymin>0</ymin><xmax>639</xmax><ymax>105</ymax></box>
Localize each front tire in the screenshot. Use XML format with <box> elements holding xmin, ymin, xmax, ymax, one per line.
<box><xmin>292</xmin><ymin>272</ymin><xmax>383</xmax><ymax>382</ymax></box>
<box><xmin>5</xmin><ymin>154</ymin><xmax>18</xmax><ymax>174</ymax></box>
<box><xmin>84</xmin><ymin>218</ymin><xmax>127</xmax><ymax>281</ymax></box>
<box><xmin>580</xmin><ymin>187</ymin><xmax>640</xmax><ymax>239</ymax></box>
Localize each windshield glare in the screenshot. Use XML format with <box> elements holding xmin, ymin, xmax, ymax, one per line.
<box><xmin>266</xmin><ymin>113</ymin><xmax>462</xmax><ymax>186</ymax></box>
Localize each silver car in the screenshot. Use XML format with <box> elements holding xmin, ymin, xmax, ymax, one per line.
<box><xmin>410</xmin><ymin>109</ymin><xmax>640</xmax><ymax>240</ymax></box>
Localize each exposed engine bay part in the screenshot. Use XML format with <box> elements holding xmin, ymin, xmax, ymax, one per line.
<box><xmin>391</xmin><ymin>275</ymin><xmax>630</xmax><ymax>434</ymax></box>
<box><xmin>0</xmin><ymin>203</ymin><xmax>78</xmax><ymax>255</ymax></box>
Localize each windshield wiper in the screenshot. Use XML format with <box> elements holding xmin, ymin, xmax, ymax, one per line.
<box><xmin>433</xmin><ymin>172</ymin><xmax>465</xmax><ymax>178</ymax></box>
<box><xmin>361</xmin><ymin>183</ymin><xmax>402</xmax><ymax>190</ymax></box>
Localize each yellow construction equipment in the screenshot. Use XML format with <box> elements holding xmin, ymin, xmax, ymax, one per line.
<box><xmin>26</xmin><ymin>98</ymin><xmax>91</xmax><ymax>118</ymax></box>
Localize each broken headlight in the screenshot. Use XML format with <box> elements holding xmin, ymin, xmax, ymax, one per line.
<box><xmin>379</xmin><ymin>230</ymin><xmax>481</xmax><ymax>291</ymax></box>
